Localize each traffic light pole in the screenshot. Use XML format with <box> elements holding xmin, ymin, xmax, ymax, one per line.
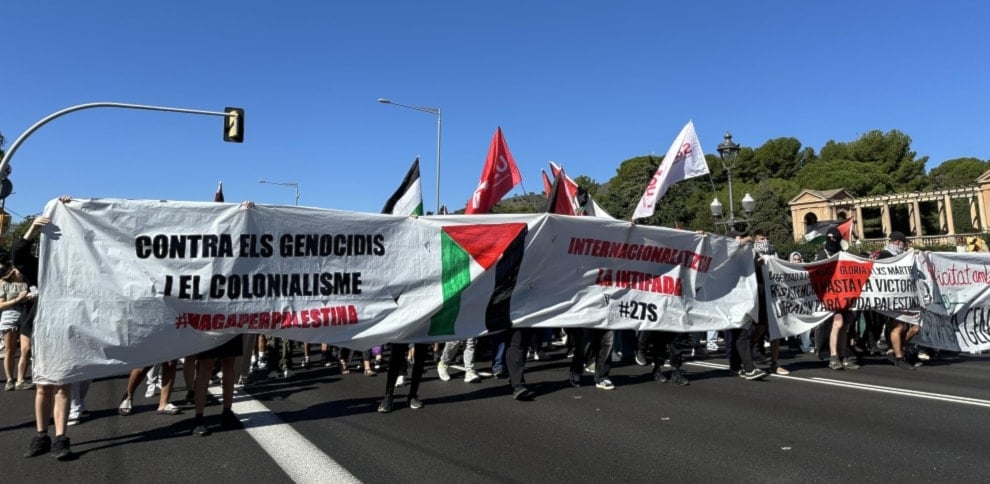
<box><xmin>0</xmin><ymin>102</ymin><xmax>242</xmax><ymax>180</ymax></box>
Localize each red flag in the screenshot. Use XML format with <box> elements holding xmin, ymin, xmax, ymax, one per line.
<box><xmin>214</xmin><ymin>181</ymin><xmax>224</xmax><ymax>203</ymax></box>
<box><xmin>836</xmin><ymin>218</ymin><xmax>853</xmax><ymax>242</ymax></box>
<box><xmin>545</xmin><ymin>170</ymin><xmax>576</xmax><ymax>215</ymax></box>
<box><xmin>541</xmin><ymin>169</ymin><xmax>553</xmax><ymax>198</ymax></box>
<box><xmin>465</xmin><ymin>127</ymin><xmax>522</xmax><ymax>214</ymax></box>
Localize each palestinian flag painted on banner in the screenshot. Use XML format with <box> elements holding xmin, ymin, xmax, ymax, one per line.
<box><xmin>382</xmin><ymin>158</ymin><xmax>424</xmax><ymax>216</ymax></box>
<box><xmin>429</xmin><ymin>222</ymin><xmax>528</xmax><ymax>336</ymax></box>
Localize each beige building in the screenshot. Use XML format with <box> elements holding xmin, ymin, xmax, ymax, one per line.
<box><xmin>788</xmin><ymin>174</ymin><xmax>990</xmax><ymax>247</ymax></box>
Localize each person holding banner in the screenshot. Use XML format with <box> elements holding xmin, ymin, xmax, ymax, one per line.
<box><xmin>750</xmin><ymin>229</ymin><xmax>789</xmax><ymax>376</ymax></box>
<box><xmin>822</xmin><ymin>228</ymin><xmax>860</xmax><ymax>371</ymax></box>
<box><xmin>725</xmin><ymin>225</ymin><xmax>767</xmax><ymax>380</ymax></box>
<box><xmin>20</xmin><ymin>203</ymin><xmax>75</xmax><ymax>460</ymax></box>
<box><xmin>872</xmin><ymin>231</ymin><xmax>919</xmax><ymax>369</ymax></box>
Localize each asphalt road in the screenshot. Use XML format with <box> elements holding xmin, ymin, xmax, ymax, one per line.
<box><xmin>2</xmin><ymin>340</ymin><xmax>988</xmax><ymax>483</ymax></box>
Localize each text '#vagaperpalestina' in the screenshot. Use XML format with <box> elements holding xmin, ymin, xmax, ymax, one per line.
<box><xmin>135</xmin><ymin>233</ymin><xmax>385</xmax><ymax>259</ymax></box>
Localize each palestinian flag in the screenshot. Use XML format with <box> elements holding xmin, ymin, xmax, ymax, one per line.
<box><xmin>382</xmin><ymin>158</ymin><xmax>424</xmax><ymax>216</ymax></box>
<box><xmin>805</xmin><ymin>218</ymin><xmax>854</xmax><ymax>248</ymax></box>
<box><xmin>429</xmin><ymin>223</ymin><xmax>528</xmax><ymax>336</ymax></box>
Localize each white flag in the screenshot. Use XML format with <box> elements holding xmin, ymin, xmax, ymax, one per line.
<box><xmin>632</xmin><ymin>121</ymin><xmax>710</xmax><ymax>220</ymax></box>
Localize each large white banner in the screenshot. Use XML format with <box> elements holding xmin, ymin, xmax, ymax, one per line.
<box><xmin>914</xmin><ymin>252</ymin><xmax>990</xmax><ymax>353</ymax></box>
<box><xmin>762</xmin><ymin>251</ymin><xmax>928</xmax><ymax>339</ymax></box>
<box><xmin>33</xmin><ymin>198</ymin><xmax>756</xmax><ymax>384</ymax></box>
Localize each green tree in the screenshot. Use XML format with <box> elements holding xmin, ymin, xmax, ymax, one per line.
<box><xmin>814</xmin><ymin>129</ymin><xmax>928</xmax><ymax>195</ymax></box>
<box><xmin>925</xmin><ymin>157</ymin><xmax>989</xmax><ymax>189</ymax></box>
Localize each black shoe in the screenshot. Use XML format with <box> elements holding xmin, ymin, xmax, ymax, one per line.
<box><xmin>408</xmin><ymin>397</ymin><xmax>423</xmax><ymax>409</ymax></box>
<box><xmin>653</xmin><ymin>368</ymin><xmax>669</xmax><ymax>384</ymax></box>
<box><xmin>51</xmin><ymin>435</ymin><xmax>72</xmax><ymax>461</ymax></box>
<box><xmin>512</xmin><ymin>386</ymin><xmax>532</xmax><ymax>401</ymax></box>
<box><xmin>670</xmin><ymin>369</ymin><xmax>690</xmax><ymax>386</ymax></box>
<box><xmin>191</xmin><ymin>416</ymin><xmax>211</xmax><ymax>436</ymax></box>
<box><xmin>568</xmin><ymin>372</ymin><xmax>581</xmax><ymax>387</ymax></box>
<box><xmin>634</xmin><ymin>351</ymin><xmax>648</xmax><ymax>366</ymax></box>
<box><xmin>24</xmin><ymin>433</ymin><xmax>51</xmax><ymax>458</ymax></box>
<box><xmin>894</xmin><ymin>358</ymin><xmax>917</xmax><ymax>370</ymax></box>
<box><xmin>377</xmin><ymin>395</ymin><xmax>394</xmax><ymax>414</ymax></box>
<box><xmin>220</xmin><ymin>409</ymin><xmax>239</xmax><ymax>429</ymax></box>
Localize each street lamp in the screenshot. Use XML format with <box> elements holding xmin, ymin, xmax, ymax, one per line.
<box><xmin>258</xmin><ymin>179</ymin><xmax>300</xmax><ymax>206</ymax></box>
<box><xmin>378</xmin><ymin>98</ymin><xmax>442</xmax><ymax>214</ymax></box>
<box><xmin>711</xmin><ymin>132</ymin><xmax>754</xmax><ymax>232</ymax></box>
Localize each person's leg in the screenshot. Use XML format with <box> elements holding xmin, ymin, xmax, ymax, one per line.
<box><xmin>491</xmin><ymin>334</ymin><xmax>507</xmax><ymax>376</ymax></box>
<box><xmin>192</xmin><ymin>357</ymin><xmax>213</xmax><ymax>435</ymax></box>
<box><xmin>594</xmin><ymin>330</ymin><xmax>614</xmax><ymax>384</ymax></box>
<box><xmin>734</xmin><ymin>325</ymin><xmax>757</xmax><ymax>373</ymax></box>
<box><xmin>158</xmin><ymin>360</ymin><xmax>179</xmax><ymax>411</ymax></box>
<box><xmin>409</xmin><ymin>343</ymin><xmax>428</xmax><ymax>398</ymax></box>
<box><xmin>567</xmin><ymin>329</ymin><xmax>586</xmax><ymax>376</ymax></box>
<box><xmin>829</xmin><ymin>312</ymin><xmax>845</xmax><ymax>359</ymax></box>
<box><xmin>221</xmin><ymin>357</ymin><xmax>235</xmax><ymax>409</ymax></box>
<box><xmin>70</xmin><ymin>380</ymin><xmax>91</xmax><ymax>419</ymax></box>
<box><xmin>725</xmin><ymin>328</ymin><xmax>740</xmax><ymax>371</ymax></box>
<box><xmin>635</xmin><ymin>330</ymin><xmax>650</xmax><ymax>365</ymax></box>
<box><xmin>53</xmin><ymin>384</ymin><xmax>71</xmax><ymax>437</ymax></box>
<box><xmin>17</xmin><ymin>332</ymin><xmax>31</xmax><ymax>385</ymax></box>
<box><xmin>3</xmin><ymin>330</ymin><xmax>15</xmax><ymax>385</ymax></box>
<box><xmin>182</xmin><ymin>354</ymin><xmax>197</xmax><ymax>402</ymax></box>
<box><xmin>126</xmin><ymin>367</ymin><xmax>151</xmax><ymax>400</ymax></box>
<box><xmin>378</xmin><ymin>344</ymin><xmax>401</xmax><ymax>413</ymax></box>
<box><xmin>506</xmin><ymin>329</ymin><xmax>532</xmax><ymax>395</ymax></box>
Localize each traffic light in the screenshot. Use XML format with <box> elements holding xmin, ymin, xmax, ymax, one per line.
<box><xmin>223</xmin><ymin>107</ymin><xmax>244</xmax><ymax>143</ymax></box>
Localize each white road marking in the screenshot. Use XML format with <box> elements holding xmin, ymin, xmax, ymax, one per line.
<box><xmin>208</xmin><ymin>385</ymin><xmax>362</xmax><ymax>484</ymax></box>
<box><xmin>685</xmin><ymin>360</ymin><xmax>990</xmax><ymax>408</ymax></box>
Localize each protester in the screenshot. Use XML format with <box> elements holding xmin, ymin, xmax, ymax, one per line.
<box><xmin>378</xmin><ymin>343</ymin><xmax>427</xmax><ymax>413</ymax></box>
<box><xmin>872</xmin><ymin>231</ymin><xmax>919</xmax><ymax>369</ymax></box>
<box><xmin>822</xmin><ymin>227</ymin><xmax>860</xmax><ymax>370</ymax></box>
<box><xmin>118</xmin><ymin>361</ymin><xmax>181</xmax><ymax>416</ymax></box>
<box><xmin>725</xmin><ymin>225</ymin><xmax>767</xmax><ymax>380</ymax></box>
<box><xmin>20</xmin><ymin>203</ymin><xmax>75</xmax><ymax>460</ymax></box>
<box><xmin>639</xmin><ymin>331</ymin><xmax>690</xmax><ymax>386</ymax></box>
<box><xmin>568</xmin><ymin>328</ymin><xmax>615</xmax><ymax>389</ymax></box>
<box><xmin>1</xmin><ymin>259</ymin><xmax>34</xmax><ymax>391</ymax></box>
<box><xmin>437</xmin><ymin>338</ymin><xmax>481</xmax><ymax>383</ymax></box>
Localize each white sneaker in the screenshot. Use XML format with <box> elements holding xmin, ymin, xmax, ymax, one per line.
<box><xmin>437</xmin><ymin>362</ymin><xmax>451</xmax><ymax>381</ymax></box>
<box><xmin>464</xmin><ymin>370</ymin><xmax>481</xmax><ymax>383</ymax></box>
<box><xmin>395</xmin><ymin>375</ymin><xmax>406</xmax><ymax>387</ymax></box>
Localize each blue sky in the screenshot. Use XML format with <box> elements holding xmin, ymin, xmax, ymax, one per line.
<box><xmin>3</xmin><ymin>1</ymin><xmax>988</xmax><ymax>220</ymax></box>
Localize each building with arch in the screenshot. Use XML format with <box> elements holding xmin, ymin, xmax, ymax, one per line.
<box><xmin>788</xmin><ymin>174</ymin><xmax>990</xmax><ymax>247</ymax></box>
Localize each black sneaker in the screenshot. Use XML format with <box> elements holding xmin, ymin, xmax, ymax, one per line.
<box><xmin>24</xmin><ymin>433</ymin><xmax>51</xmax><ymax>458</ymax></box>
<box><xmin>653</xmin><ymin>368</ymin><xmax>669</xmax><ymax>384</ymax></box>
<box><xmin>408</xmin><ymin>397</ymin><xmax>423</xmax><ymax>410</ymax></box>
<box><xmin>568</xmin><ymin>372</ymin><xmax>582</xmax><ymax>387</ymax></box>
<box><xmin>377</xmin><ymin>395</ymin><xmax>393</xmax><ymax>414</ymax></box>
<box><xmin>51</xmin><ymin>435</ymin><xmax>73</xmax><ymax>461</ymax></box>
<box><xmin>740</xmin><ymin>369</ymin><xmax>766</xmax><ymax>380</ymax></box>
<box><xmin>670</xmin><ymin>369</ymin><xmax>690</xmax><ymax>386</ymax></box>
<box><xmin>512</xmin><ymin>386</ymin><xmax>532</xmax><ymax>401</ymax></box>
<box><xmin>634</xmin><ymin>351</ymin><xmax>648</xmax><ymax>366</ymax></box>
<box><xmin>220</xmin><ymin>409</ymin><xmax>239</xmax><ymax>429</ymax></box>
<box><xmin>191</xmin><ymin>416</ymin><xmax>211</xmax><ymax>437</ymax></box>
<box><xmin>842</xmin><ymin>358</ymin><xmax>860</xmax><ymax>370</ymax></box>
<box><xmin>894</xmin><ymin>358</ymin><xmax>917</xmax><ymax>370</ymax></box>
